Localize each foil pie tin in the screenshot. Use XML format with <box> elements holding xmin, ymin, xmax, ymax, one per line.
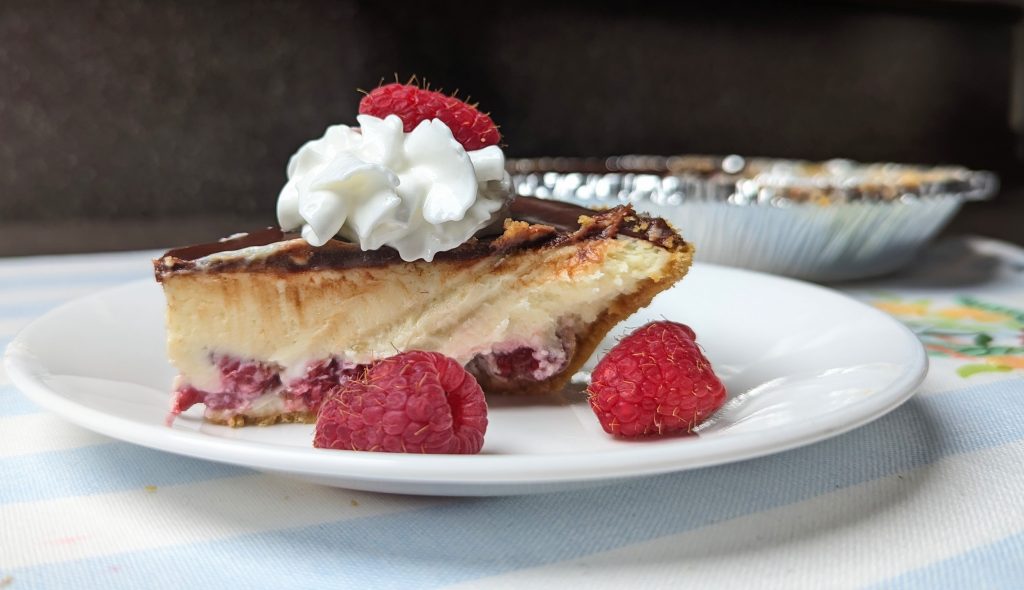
<box><xmin>508</xmin><ymin>155</ymin><xmax>999</xmax><ymax>282</ymax></box>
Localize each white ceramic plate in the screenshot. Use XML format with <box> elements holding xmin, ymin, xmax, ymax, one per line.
<box><xmin>4</xmin><ymin>263</ymin><xmax>926</xmax><ymax>496</ymax></box>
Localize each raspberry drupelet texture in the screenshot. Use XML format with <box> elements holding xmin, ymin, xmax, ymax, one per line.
<box><xmin>587</xmin><ymin>321</ymin><xmax>726</xmax><ymax>438</ymax></box>
<box><xmin>314</xmin><ymin>351</ymin><xmax>488</xmax><ymax>454</ymax></box>
<box><xmin>358</xmin><ymin>83</ymin><xmax>501</xmax><ymax>151</ymax></box>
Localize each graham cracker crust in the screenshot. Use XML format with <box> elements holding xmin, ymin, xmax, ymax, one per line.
<box><xmin>209</xmin><ymin>410</ymin><xmax>317</xmax><ymax>428</ymax></box>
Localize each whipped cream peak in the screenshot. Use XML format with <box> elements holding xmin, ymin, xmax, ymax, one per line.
<box><xmin>276</xmin><ymin>114</ymin><xmax>510</xmax><ymax>262</ymax></box>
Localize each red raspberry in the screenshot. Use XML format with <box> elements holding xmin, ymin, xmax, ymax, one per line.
<box><xmin>314</xmin><ymin>351</ymin><xmax>488</xmax><ymax>454</ymax></box>
<box><xmin>588</xmin><ymin>321</ymin><xmax>726</xmax><ymax>438</ymax></box>
<box><xmin>358</xmin><ymin>83</ymin><xmax>501</xmax><ymax>151</ymax></box>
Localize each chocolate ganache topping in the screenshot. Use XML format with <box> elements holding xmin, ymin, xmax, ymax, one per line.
<box><xmin>154</xmin><ymin>196</ymin><xmax>685</xmax><ymax>281</ymax></box>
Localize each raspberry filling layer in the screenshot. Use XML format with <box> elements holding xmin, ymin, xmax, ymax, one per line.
<box><xmin>466</xmin><ymin>322</ymin><xmax>578</xmax><ymax>386</ymax></box>
<box><xmin>169</xmin><ymin>330</ymin><xmax>577</xmax><ymax>423</ymax></box>
<box><xmin>169</xmin><ymin>356</ymin><xmax>364</xmax><ymax>422</ymax></box>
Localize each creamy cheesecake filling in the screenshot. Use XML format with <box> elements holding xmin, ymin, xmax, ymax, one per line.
<box><xmin>164</xmin><ymin>236</ymin><xmax>672</xmax><ymax>390</ymax></box>
<box><xmin>163</xmin><ymin>236</ymin><xmax>676</xmax><ymax>422</ymax></box>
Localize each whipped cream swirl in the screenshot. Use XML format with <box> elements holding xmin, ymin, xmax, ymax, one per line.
<box><xmin>276</xmin><ymin>114</ymin><xmax>510</xmax><ymax>262</ymax></box>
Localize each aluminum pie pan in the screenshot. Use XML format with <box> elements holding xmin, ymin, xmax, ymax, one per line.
<box><xmin>507</xmin><ymin>155</ymin><xmax>999</xmax><ymax>282</ymax></box>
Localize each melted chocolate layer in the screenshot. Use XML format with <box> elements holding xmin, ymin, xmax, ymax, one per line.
<box><xmin>507</xmin><ymin>197</ymin><xmax>591</xmax><ymax>230</ymax></box>
<box><xmin>154</xmin><ymin>196</ymin><xmax>685</xmax><ymax>280</ymax></box>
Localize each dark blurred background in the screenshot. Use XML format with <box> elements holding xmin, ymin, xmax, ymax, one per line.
<box><xmin>1</xmin><ymin>0</ymin><xmax>1021</xmax><ymax>255</ymax></box>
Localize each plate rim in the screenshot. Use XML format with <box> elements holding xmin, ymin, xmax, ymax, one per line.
<box><xmin>3</xmin><ymin>263</ymin><xmax>928</xmax><ymax>488</ymax></box>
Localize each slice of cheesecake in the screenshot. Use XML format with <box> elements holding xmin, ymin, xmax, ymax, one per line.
<box><xmin>154</xmin><ymin>197</ymin><xmax>693</xmax><ymax>426</ymax></box>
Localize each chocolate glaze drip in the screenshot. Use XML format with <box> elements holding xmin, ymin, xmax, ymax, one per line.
<box><xmin>154</xmin><ymin>196</ymin><xmax>685</xmax><ymax>281</ymax></box>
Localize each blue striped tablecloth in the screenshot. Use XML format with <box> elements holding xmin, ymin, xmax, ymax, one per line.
<box><xmin>2</xmin><ymin>237</ymin><xmax>1023</xmax><ymax>589</ymax></box>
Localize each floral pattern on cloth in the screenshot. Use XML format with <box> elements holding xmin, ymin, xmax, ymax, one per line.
<box><xmin>869</xmin><ymin>295</ymin><xmax>1024</xmax><ymax>377</ymax></box>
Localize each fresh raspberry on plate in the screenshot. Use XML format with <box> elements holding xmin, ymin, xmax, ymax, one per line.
<box><xmin>314</xmin><ymin>351</ymin><xmax>488</xmax><ymax>454</ymax></box>
<box><xmin>588</xmin><ymin>321</ymin><xmax>726</xmax><ymax>438</ymax></box>
<box><xmin>358</xmin><ymin>82</ymin><xmax>501</xmax><ymax>151</ymax></box>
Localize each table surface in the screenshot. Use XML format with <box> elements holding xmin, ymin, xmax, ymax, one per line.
<box><xmin>2</xmin><ymin>237</ymin><xmax>1023</xmax><ymax>589</ymax></box>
